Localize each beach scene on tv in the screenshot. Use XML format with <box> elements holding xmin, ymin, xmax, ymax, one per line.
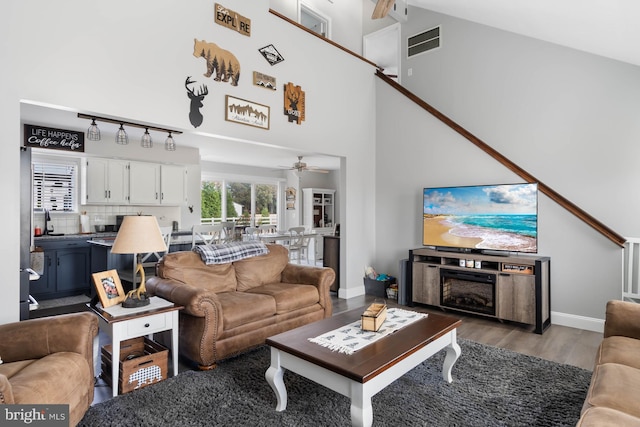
<box><xmin>423</xmin><ymin>183</ymin><xmax>538</xmax><ymax>253</ymax></box>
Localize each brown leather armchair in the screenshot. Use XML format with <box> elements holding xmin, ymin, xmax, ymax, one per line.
<box><xmin>0</xmin><ymin>312</ymin><xmax>98</xmax><ymax>426</ymax></box>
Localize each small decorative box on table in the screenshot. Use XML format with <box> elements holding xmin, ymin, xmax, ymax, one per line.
<box><xmin>361</xmin><ymin>301</ymin><xmax>387</xmax><ymax>332</ymax></box>
<box><xmin>101</xmin><ymin>337</ymin><xmax>168</xmax><ymax>394</ymax></box>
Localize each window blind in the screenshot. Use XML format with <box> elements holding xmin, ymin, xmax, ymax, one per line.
<box><xmin>32</xmin><ymin>161</ymin><xmax>76</xmax><ymax>212</ymax></box>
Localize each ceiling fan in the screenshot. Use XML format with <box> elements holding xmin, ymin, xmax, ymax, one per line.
<box><xmin>372</xmin><ymin>0</ymin><xmax>395</xmax><ymax>19</ymax></box>
<box><xmin>281</xmin><ymin>156</ymin><xmax>329</xmax><ymax>173</ymax></box>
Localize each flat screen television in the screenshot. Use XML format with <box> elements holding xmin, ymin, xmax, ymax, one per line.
<box><xmin>423</xmin><ymin>183</ymin><xmax>538</xmax><ymax>253</ymax></box>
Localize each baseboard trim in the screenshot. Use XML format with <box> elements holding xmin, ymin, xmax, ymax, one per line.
<box><xmin>551</xmin><ymin>311</ymin><xmax>604</xmax><ymax>333</ymax></box>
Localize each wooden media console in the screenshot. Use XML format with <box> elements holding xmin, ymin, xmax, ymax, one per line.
<box><xmin>408</xmin><ymin>248</ymin><xmax>550</xmax><ymax>334</ymax></box>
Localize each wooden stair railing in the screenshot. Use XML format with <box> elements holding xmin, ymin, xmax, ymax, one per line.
<box><xmin>375</xmin><ymin>70</ymin><xmax>625</xmax><ymax>248</ymax></box>
<box><xmin>270</xmin><ymin>7</ymin><xmax>625</xmax><ymax>248</ymax></box>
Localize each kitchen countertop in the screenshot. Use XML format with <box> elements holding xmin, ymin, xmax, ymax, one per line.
<box><xmin>34</xmin><ymin>229</ymin><xmax>195</xmax><ymax>241</ymax></box>
<box><xmin>34</xmin><ymin>229</ymin><xmax>198</xmax><ymax>249</ymax></box>
<box><xmin>34</xmin><ymin>232</ymin><xmax>118</xmax><ymax>241</ymax></box>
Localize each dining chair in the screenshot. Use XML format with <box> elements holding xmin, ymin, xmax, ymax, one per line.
<box><xmin>220</xmin><ymin>221</ymin><xmax>236</xmax><ymax>242</ymax></box>
<box><xmin>258</xmin><ymin>224</ymin><xmax>278</xmax><ymax>234</ymax></box>
<box><xmin>244</xmin><ymin>226</ymin><xmax>260</xmax><ymax>241</ymax></box>
<box><xmin>121</xmin><ymin>226</ymin><xmax>173</xmax><ymax>285</ymax></box>
<box><xmin>287</xmin><ymin>226</ymin><xmax>310</xmax><ymax>264</ymax></box>
<box><xmin>192</xmin><ymin>224</ymin><xmax>223</xmax><ymax>248</ymax></box>
<box><xmin>140</xmin><ymin>226</ymin><xmax>172</xmax><ymax>264</ymax></box>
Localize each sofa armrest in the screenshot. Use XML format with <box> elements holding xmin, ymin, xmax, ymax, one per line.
<box><xmin>604</xmin><ymin>300</ymin><xmax>640</xmax><ymax>339</ymax></box>
<box><xmin>146</xmin><ymin>276</ymin><xmax>223</xmax><ymax>319</ymax></box>
<box><xmin>0</xmin><ymin>374</ymin><xmax>14</xmax><ymax>404</ymax></box>
<box><xmin>281</xmin><ymin>264</ymin><xmax>335</xmax><ymax>317</ymax></box>
<box><xmin>0</xmin><ymin>312</ymin><xmax>97</xmax><ymax>369</ymax></box>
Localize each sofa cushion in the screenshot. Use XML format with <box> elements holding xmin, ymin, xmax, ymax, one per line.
<box><xmin>0</xmin><ymin>360</ymin><xmax>36</xmax><ymax>380</ymax></box>
<box><xmin>584</xmin><ymin>363</ymin><xmax>640</xmax><ymax>418</ymax></box>
<box><xmin>597</xmin><ymin>336</ymin><xmax>640</xmax><ymax>370</ymax></box>
<box><xmin>247</xmin><ymin>283</ymin><xmax>320</xmax><ymax>314</ymax></box>
<box><xmin>578</xmin><ymin>406</ymin><xmax>640</xmax><ymax>427</ymax></box>
<box><xmin>216</xmin><ymin>292</ymin><xmax>276</xmax><ymax>330</ymax></box>
<box><xmin>234</xmin><ymin>245</ymin><xmax>289</xmax><ymax>292</ymax></box>
<box><xmin>8</xmin><ymin>352</ymin><xmax>91</xmax><ymax>404</ymax></box>
<box><xmin>159</xmin><ymin>251</ymin><xmax>237</xmax><ymax>293</ymax></box>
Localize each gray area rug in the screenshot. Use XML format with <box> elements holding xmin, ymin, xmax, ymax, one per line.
<box><xmin>79</xmin><ymin>339</ymin><xmax>591</xmax><ymax>426</ymax></box>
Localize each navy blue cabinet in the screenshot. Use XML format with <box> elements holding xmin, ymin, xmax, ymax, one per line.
<box><xmin>31</xmin><ymin>238</ymin><xmax>91</xmax><ymax>300</ymax></box>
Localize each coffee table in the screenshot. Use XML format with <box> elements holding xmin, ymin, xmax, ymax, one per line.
<box><xmin>265</xmin><ymin>307</ymin><xmax>462</xmax><ymax>427</ymax></box>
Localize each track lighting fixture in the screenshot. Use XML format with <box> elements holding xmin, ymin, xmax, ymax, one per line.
<box><xmin>77</xmin><ymin>113</ymin><xmax>182</xmax><ymax>149</ymax></box>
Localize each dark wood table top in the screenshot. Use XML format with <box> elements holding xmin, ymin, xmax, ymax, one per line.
<box><xmin>266</xmin><ymin>307</ymin><xmax>461</xmax><ymax>384</ymax></box>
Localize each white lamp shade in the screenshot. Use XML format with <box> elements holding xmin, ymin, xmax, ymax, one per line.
<box><xmin>111</xmin><ymin>215</ymin><xmax>167</xmax><ymax>254</ymax></box>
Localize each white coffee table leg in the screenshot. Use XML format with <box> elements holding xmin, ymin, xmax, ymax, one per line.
<box><xmin>350</xmin><ymin>382</ymin><xmax>373</xmax><ymax>427</ymax></box>
<box><xmin>265</xmin><ymin>347</ymin><xmax>287</xmax><ymax>411</ymax></box>
<box><xmin>442</xmin><ymin>331</ymin><xmax>462</xmax><ymax>383</ymax></box>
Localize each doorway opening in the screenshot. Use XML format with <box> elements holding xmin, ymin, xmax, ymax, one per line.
<box><xmin>299</xmin><ymin>2</ymin><xmax>331</xmax><ymax>39</ymax></box>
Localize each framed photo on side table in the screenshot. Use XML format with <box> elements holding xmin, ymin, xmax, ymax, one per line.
<box><xmin>92</xmin><ymin>269</ymin><xmax>126</xmax><ymax>307</ymax></box>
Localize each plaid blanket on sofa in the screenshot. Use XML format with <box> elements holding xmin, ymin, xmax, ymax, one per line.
<box><xmin>192</xmin><ymin>242</ymin><xmax>269</xmax><ymax>265</ymax></box>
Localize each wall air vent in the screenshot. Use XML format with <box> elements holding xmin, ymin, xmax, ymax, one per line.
<box><xmin>408</xmin><ymin>26</ymin><xmax>440</xmax><ymax>57</ymax></box>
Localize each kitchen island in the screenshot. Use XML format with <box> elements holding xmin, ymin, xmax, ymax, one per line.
<box><xmin>31</xmin><ymin>230</ymin><xmax>205</xmax><ymax>300</ymax></box>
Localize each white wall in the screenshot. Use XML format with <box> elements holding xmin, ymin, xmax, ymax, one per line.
<box><xmin>401</xmin><ymin>8</ymin><xmax>640</xmax><ymax>238</ymax></box>
<box><xmin>0</xmin><ymin>0</ymin><xmax>377</xmax><ymax>323</ymax></box>
<box><xmin>374</xmin><ymin>7</ymin><xmax>638</xmax><ymax>324</ymax></box>
<box><xmin>270</xmin><ymin>0</ymin><xmax>364</xmax><ymax>54</ymax></box>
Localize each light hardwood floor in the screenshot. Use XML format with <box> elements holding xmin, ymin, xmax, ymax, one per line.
<box><xmin>335</xmin><ymin>293</ymin><xmax>603</xmax><ymax>371</ymax></box>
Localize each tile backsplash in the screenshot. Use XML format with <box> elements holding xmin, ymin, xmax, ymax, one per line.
<box><xmin>34</xmin><ymin>205</ymin><xmax>181</xmax><ymax>235</ymax></box>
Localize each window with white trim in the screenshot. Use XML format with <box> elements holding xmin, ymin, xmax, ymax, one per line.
<box><xmin>32</xmin><ymin>160</ymin><xmax>77</xmax><ymax>212</ymax></box>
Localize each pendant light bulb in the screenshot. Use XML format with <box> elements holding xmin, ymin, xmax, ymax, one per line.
<box><xmin>87</xmin><ymin>119</ymin><xmax>101</xmax><ymax>141</ymax></box>
<box><xmin>115</xmin><ymin>124</ymin><xmax>129</xmax><ymax>145</ymax></box>
<box><xmin>165</xmin><ymin>132</ymin><xmax>176</xmax><ymax>151</ymax></box>
<box><xmin>141</xmin><ymin>128</ymin><xmax>153</xmax><ymax>148</ymax></box>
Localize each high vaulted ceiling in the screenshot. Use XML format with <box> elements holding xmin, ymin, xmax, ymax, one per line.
<box><xmin>22</xmin><ymin>1</ymin><xmax>639</xmax><ymax>173</ymax></box>
<box><xmin>409</xmin><ymin>0</ymin><xmax>640</xmax><ymax>67</ymax></box>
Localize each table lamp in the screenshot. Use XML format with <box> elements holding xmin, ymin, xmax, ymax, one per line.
<box><xmin>111</xmin><ymin>215</ymin><xmax>167</xmax><ymax>308</ymax></box>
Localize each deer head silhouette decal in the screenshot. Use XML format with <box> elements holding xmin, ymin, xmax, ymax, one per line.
<box><xmin>185</xmin><ymin>76</ymin><xmax>208</xmax><ymax>128</ymax></box>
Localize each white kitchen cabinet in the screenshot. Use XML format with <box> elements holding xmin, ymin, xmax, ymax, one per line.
<box><xmin>85</xmin><ymin>158</ymin><xmax>129</xmax><ymax>204</ymax></box>
<box><xmin>302</xmin><ymin>188</ymin><xmax>335</xmax><ymax>232</ymax></box>
<box><xmin>85</xmin><ymin>158</ymin><xmax>185</xmax><ymax>206</ymax></box>
<box><xmin>130</xmin><ymin>162</ymin><xmax>185</xmax><ymax>205</ymax></box>
<box><xmin>129</xmin><ymin>161</ymin><xmax>160</xmax><ymax>204</ymax></box>
<box><xmin>160</xmin><ymin>164</ymin><xmax>186</xmax><ymax>205</ymax></box>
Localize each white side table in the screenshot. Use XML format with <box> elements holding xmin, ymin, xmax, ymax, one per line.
<box><xmin>88</xmin><ymin>297</ymin><xmax>183</xmax><ymax>397</ymax></box>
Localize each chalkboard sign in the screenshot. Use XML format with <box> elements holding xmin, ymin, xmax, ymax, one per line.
<box><xmin>24</xmin><ymin>124</ymin><xmax>84</xmax><ymax>152</ymax></box>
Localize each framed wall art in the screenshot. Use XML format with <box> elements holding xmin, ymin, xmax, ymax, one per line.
<box><xmin>258</xmin><ymin>44</ymin><xmax>284</xmax><ymax>66</ymax></box>
<box><xmin>225</xmin><ymin>95</ymin><xmax>270</xmax><ymax>130</ymax></box>
<box><xmin>92</xmin><ymin>269</ymin><xmax>126</xmax><ymax>308</ymax></box>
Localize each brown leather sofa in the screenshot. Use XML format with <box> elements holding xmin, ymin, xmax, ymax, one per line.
<box><xmin>146</xmin><ymin>244</ymin><xmax>334</xmax><ymax>369</ymax></box>
<box><xmin>577</xmin><ymin>300</ymin><xmax>640</xmax><ymax>426</ymax></box>
<box><xmin>0</xmin><ymin>312</ymin><xmax>98</xmax><ymax>427</ymax></box>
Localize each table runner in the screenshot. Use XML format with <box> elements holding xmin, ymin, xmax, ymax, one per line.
<box><xmin>308</xmin><ymin>308</ymin><xmax>427</xmax><ymax>355</ymax></box>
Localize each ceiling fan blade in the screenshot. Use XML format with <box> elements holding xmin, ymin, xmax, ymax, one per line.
<box><xmin>372</xmin><ymin>0</ymin><xmax>395</xmax><ymax>19</ymax></box>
